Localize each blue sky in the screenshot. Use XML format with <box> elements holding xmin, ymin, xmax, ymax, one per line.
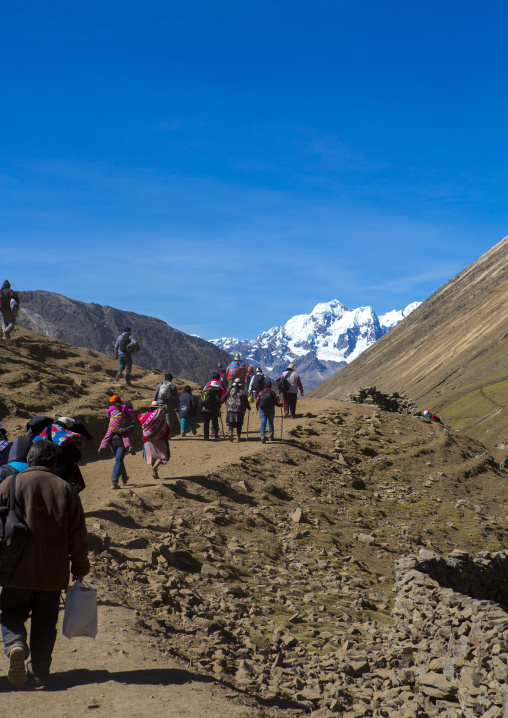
<box><xmin>2</xmin><ymin>1</ymin><xmax>507</xmax><ymax>339</ymax></box>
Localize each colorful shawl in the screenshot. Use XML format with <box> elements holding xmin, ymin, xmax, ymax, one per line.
<box><xmin>138</xmin><ymin>408</ymin><xmax>170</xmax><ymax>443</ymax></box>
<box><xmin>35</xmin><ymin>423</ymin><xmax>84</xmax><ymax>447</ymax></box>
<box><xmin>108</xmin><ymin>408</ymin><xmax>128</xmax><ymax>432</ymax></box>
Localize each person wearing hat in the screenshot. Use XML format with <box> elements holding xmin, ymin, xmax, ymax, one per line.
<box><xmin>226</xmin><ymin>353</ymin><xmax>247</xmax><ymax>390</ymax></box>
<box><xmin>225</xmin><ymin>377</ymin><xmax>250</xmax><ymax>442</ymax></box>
<box><xmin>279</xmin><ymin>362</ymin><xmax>304</xmax><ymax>419</ymax></box>
<box><xmin>249</xmin><ymin>367</ymin><xmax>266</xmax><ymax>407</ymax></box>
<box><xmin>138</xmin><ymin>401</ymin><xmax>170</xmax><ymax>479</ymax></box>
<box><xmin>114</xmin><ymin>326</ymin><xmax>137</xmax><ymax>385</ymax></box>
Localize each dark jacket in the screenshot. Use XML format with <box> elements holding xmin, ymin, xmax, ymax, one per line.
<box><xmin>0</xmin><ymin>467</ymin><xmax>89</xmax><ymax>590</ymax></box>
<box><xmin>0</xmin><ymin>282</ymin><xmax>19</xmax><ymax>312</ymax></box>
<box><xmin>179</xmin><ymin>391</ymin><xmax>197</xmax><ymax>417</ymax></box>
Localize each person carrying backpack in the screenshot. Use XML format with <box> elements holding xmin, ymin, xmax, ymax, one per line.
<box><xmin>278</xmin><ymin>363</ymin><xmax>304</xmax><ymax>419</ymax></box>
<box><xmin>225</xmin><ymin>378</ymin><xmax>250</xmax><ymax>442</ymax></box>
<box><xmin>179</xmin><ymin>386</ymin><xmax>198</xmax><ymax>436</ymax></box>
<box><xmin>200</xmin><ymin>376</ymin><xmax>227</xmax><ymax>440</ymax></box>
<box><xmin>226</xmin><ymin>354</ymin><xmax>247</xmax><ymax>390</ymax></box>
<box><xmin>0</xmin><ymin>280</ymin><xmax>20</xmax><ymax>341</ymax></box>
<box><xmin>249</xmin><ymin>367</ymin><xmax>266</xmax><ymax>405</ymax></box>
<box><xmin>256</xmin><ymin>380</ymin><xmax>282</xmax><ymax>443</ymax></box>
<box><xmin>154</xmin><ymin>373</ymin><xmax>180</xmax><ymax>436</ymax></box>
<box><xmin>114</xmin><ymin>327</ymin><xmax>138</xmax><ymax>385</ymax></box>
<box><xmin>0</xmin><ymin>440</ymin><xmax>89</xmax><ymax>689</ymax></box>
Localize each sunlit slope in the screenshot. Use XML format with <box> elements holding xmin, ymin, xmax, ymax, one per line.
<box><xmin>310</xmin><ymin>236</ymin><xmax>508</xmax><ymax>447</ymax></box>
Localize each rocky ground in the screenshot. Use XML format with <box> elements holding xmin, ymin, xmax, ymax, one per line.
<box><xmin>1</xmin><ymin>329</ymin><xmax>508</xmax><ymax>717</ymax></box>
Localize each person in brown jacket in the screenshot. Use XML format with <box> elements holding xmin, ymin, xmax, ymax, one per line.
<box><xmin>0</xmin><ymin>440</ymin><xmax>89</xmax><ymax>689</ymax></box>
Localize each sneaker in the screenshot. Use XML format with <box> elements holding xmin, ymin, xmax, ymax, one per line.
<box><xmin>127</xmin><ymin>448</ymin><xmax>136</xmax><ymax>455</ymax></box>
<box><xmin>269</xmin><ymin>435</ymin><xmax>274</xmax><ymax>442</ymax></box>
<box><xmin>116</xmin><ymin>372</ymin><xmax>123</xmax><ymax>379</ymax></box>
<box><xmin>261</xmin><ymin>436</ymin><xmax>266</xmax><ymax>444</ymax></box>
<box><xmin>111</xmin><ymin>483</ymin><xmax>119</xmax><ymax>490</ymax></box>
<box><xmin>27</xmin><ymin>662</ymin><xmax>48</xmax><ymax>689</ymax></box>
<box><xmin>121</xmin><ymin>475</ymin><xmax>129</xmax><ymax>486</ymax></box>
<box><xmin>8</xmin><ymin>646</ymin><xmax>27</xmax><ymax>688</ymax></box>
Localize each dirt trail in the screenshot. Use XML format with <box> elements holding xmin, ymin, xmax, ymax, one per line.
<box><xmin>0</xmin><ymin>401</ymin><xmax>308</xmax><ymax>718</ymax></box>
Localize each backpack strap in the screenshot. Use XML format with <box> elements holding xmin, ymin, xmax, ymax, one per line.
<box><xmin>9</xmin><ymin>471</ymin><xmax>17</xmax><ymax>509</ymax></box>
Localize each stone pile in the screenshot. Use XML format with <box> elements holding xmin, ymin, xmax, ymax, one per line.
<box><xmin>392</xmin><ymin>548</ymin><xmax>508</xmax><ymax>716</ymax></box>
<box><xmin>344</xmin><ymin>387</ymin><xmax>421</xmax><ymax>415</ymax></box>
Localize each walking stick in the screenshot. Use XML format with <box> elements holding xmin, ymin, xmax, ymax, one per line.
<box><xmin>280</xmin><ymin>399</ymin><xmax>284</xmax><ymax>440</ymax></box>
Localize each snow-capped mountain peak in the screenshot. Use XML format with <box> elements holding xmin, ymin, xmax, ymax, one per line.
<box><xmin>211</xmin><ymin>298</ymin><xmax>421</xmax><ymax>389</ymax></box>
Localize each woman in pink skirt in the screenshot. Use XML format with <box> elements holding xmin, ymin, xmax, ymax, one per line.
<box><xmin>138</xmin><ymin>401</ymin><xmax>170</xmax><ymax>479</ymax></box>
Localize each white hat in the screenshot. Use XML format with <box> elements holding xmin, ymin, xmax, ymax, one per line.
<box><xmin>57</xmin><ymin>417</ymin><xmax>75</xmax><ymax>428</ymax></box>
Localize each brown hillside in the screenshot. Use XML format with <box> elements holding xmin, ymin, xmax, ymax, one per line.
<box><xmin>310</xmin><ymin>236</ymin><xmax>508</xmax><ymax>452</ymax></box>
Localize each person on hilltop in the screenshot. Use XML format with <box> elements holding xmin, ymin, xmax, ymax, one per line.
<box><xmin>225</xmin><ymin>377</ymin><xmax>250</xmax><ymax>442</ymax></box>
<box><xmin>249</xmin><ymin>367</ymin><xmax>266</xmax><ymax>407</ymax></box>
<box><xmin>114</xmin><ymin>326</ymin><xmax>138</xmax><ymax>386</ymax></box>
<box><xmin>279</xmin><ymin>362</ymin><xmax>304</xmax><ymax>419</ymax></box>
<box><xmin>138</xmin><ymin>401</ymin><xmax>170</xmax><ymax>480</ymax></box>
<box><xmin>179</xmin><ymin>386</ymin><xmax>198</xmax><ymax>436</ymax></box>
<box><xmin>154</xmin><ymin>373</ymin><xmax>180</xmax><ymax>436</ymax></box>
<box><xmin>200</xmin><ymin>374</ymin><xmax>227</xmax><ymax>440</ymax></box>
<box><xmin>227</xmin><ymin>353</ymin><xmax>247</xmax><ymax>390</ymax></box>
<box><xmin>0</xmin><ymin>440</ymin><xmax>89</xmax><ymax>689</ymax></box>
<box><xmin>256</xmin><ymin>379</ymin><xmax>282</xmax><ymax>443</ymax></box>
<box><xmin>0</xmin><ymin>280</ymin><xmax>20</xmax><ymax>341</ymax></box>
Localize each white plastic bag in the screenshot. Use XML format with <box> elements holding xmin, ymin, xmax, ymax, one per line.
<box><xmin>62</xmin><ymin>580</ymin><xmax>98</xmax><ymax>639</ymax></box>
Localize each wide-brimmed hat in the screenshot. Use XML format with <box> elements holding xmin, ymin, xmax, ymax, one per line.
<box><xmin>286</xmin><ymin>363</ymin><xmax>295</xmax><ymax>370</ymax></box>
<box><xmin>150</xmin><ymin>401</ymin><xmax>159</xmax><ymax>407</ymax></box>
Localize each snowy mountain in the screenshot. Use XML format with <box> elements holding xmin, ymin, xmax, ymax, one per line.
<box><xmin>211</xmin><ymin>300</ymin><xmax>420</xmax><ymax>390</ymax></box>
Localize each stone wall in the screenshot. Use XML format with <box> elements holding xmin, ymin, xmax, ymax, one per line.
<box><xmin>345</xmin><ymin>386</ymin><xmax>421</xmax><ymax>415</ymax></box>
<box><xmin>392</xmin><ymin>549</ymin><xmax>508</xmax><ymax>716</ymax></box>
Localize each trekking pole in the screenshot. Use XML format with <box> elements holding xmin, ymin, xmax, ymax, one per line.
<box><xmin>280</xmin><ymin>400</ymin><xmax>284</xmax><ymax>440</ymax></box>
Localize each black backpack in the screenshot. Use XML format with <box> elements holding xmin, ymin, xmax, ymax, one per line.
<box><xmin>119</xmin><ymin>334</ymin><xmax>132</xmax><ymax>353</ymax></box>
<box><xmin>277</xmin><ymin>374</ymin><xmax>291</xmax><ymax>394</ymax></box>
<box><xmin>258</xmin><ymin>389</ymin><xmax>275</xmax><ymax>412</ymax></box>
<box><xmin>0</xmin><ymin>473</ymin><xmax>27</xmax><ymax>575</ymax></box>
<box><xmin>252</xmin><ymin>374</ymin><xmax>265</xmax><ymax>393</ymax></box>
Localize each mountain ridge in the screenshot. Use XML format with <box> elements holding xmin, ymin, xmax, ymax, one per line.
<box><xmin>211</xmin><ymin>299</ymin><xmax>420</xmax><ymax>389</ymax></box>
<box><xmin>17</xmin><ymin>290</ymin><xmax>232</xmax><ymax>385</ymax></box>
